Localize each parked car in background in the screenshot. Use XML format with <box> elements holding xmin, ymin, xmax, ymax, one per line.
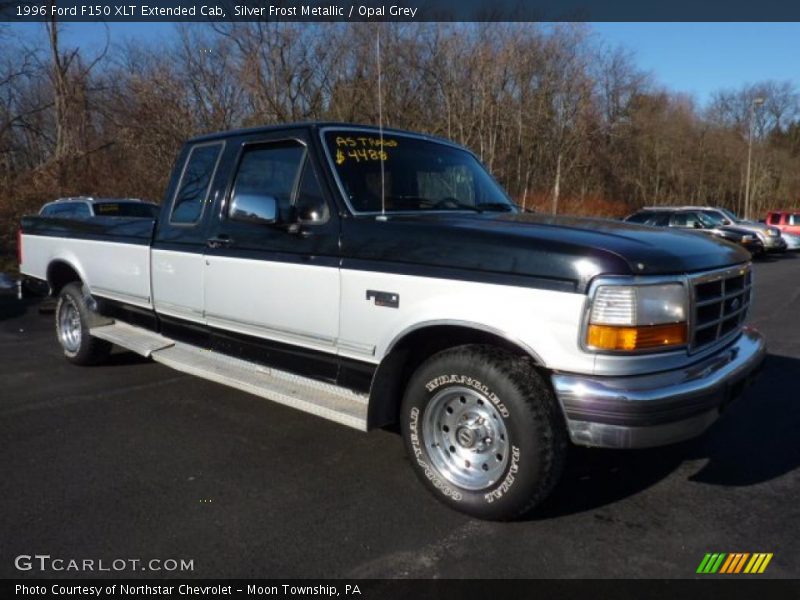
<box><xmin>676</xmin><ymin>206</ymin><xmax>786</xmax><ymax>253</ymax></box>
<box><xmin>782</xmin><ymin>233</ymin><xmax>800</xmax><ymax>251</ymax></box>
<box><xmin>40</xmin><ymin>197</ymin><xmax>159</xmax><ymax>219</ymax></box>
<box><xmin>766</xmin><ymin>210</ymin><xmax>800</xmax><ymax>236</ymax></box>
<box><xmin>624</xmin><ymin>208</ymin><xmax>765</xmax><ymax>256</ymax></box>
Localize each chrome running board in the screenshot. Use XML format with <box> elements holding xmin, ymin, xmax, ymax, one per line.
<box><xmin>90</xmin><ymin>321</ymin><xmax>173</xmax><ymax>357</ymax></box>
<box><xmin>89</xmin><ymin>322</ymin><xmax>369</xmax><ymax>431</ymax></box>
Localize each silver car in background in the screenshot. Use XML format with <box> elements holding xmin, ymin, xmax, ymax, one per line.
<box><xmin>39</xmin><ymin>196</ymin><xmax>160</xmax><ymax>219</ymax></box>
<box><xmin>679</xmin><ymin>206</ymin><xmax>787</xmax><ymax>253</ymax></box>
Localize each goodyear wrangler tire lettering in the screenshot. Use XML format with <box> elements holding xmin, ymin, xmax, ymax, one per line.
<box><xmin>485</xmin><ymin>446</ymin><xmax>520</xmax><ymax>503</ymax></box>
<box><xmin>400</xmin><ymin>344</ymin><xmax>567</xmax><ymax>520</ymax></box>
<box><xmin>424</xmin><ymin>374</ymin><xmax>510</xmax><ymax>418</ymax></box>
<box><xmin>408</xmin><ymin>407</ymin><xmax>463</xmax><ymax>501</ymax></box>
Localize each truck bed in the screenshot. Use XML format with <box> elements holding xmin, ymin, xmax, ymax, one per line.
<box><xmin>20</xmin><ymin>215</ymin><xmax>156</xmax><ymax>308</ymax></box>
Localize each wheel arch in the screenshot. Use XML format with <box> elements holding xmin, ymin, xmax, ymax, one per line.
<box><xmin>366</xmin><ymin>321</ymin><xmax>546</xmax><ymax>430</ymax></box>
<box><xmin>46</xmin><ymin>259</ymin><xmax>86</xmax><ymax>296</ymax></box>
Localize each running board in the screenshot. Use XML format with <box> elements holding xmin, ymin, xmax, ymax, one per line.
<box><xmin>90</xmin><ymin>321</ymin><xmax>174</xmax><ymax>357</ymax></box>
<box><xmin>89</xmin><ymin>322</ymin><xmax>369</xmax><ymax>431</ymax></box>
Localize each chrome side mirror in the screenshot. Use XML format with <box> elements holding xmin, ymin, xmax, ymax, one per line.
<box><xmin>229</xmin><ymin>193</ymin><xmax>278</xmax><ymax>225</ymax></box>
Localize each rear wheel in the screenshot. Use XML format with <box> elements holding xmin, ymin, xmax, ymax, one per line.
<box><xmin>55</xmin><ymin>282</ymin><xmax>112</xmax><ymax>365</ymax></box>
<box><xmin>401</xmin><ymin>344</ymin><xmax>567</xmax><ymax>520</ymax></box>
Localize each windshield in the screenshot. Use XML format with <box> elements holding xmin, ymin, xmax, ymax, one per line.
<box><xmin>700</xmin><ymin>210</ymin><xmax>727</xmax><ymax>226</ymax></box>
<box><xmin>718</xmin><ymin>208</ymin><xmax>740</xmax><ymax>222</ymax></box>
<box><xmin>94</xmin><ymin>202</ymin><xmax>159</xmax><ymax>218</ymax></box>
<box><xmin>324</xmin><ymin>130</ymin><xmax>516</xmax><ymax>214</ymax></box>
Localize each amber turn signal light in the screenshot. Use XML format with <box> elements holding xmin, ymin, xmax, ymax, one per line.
<box><xmin>586</xmin><ymin>322</ymin><xmax>688</xmax><ymax>351</ymax></box>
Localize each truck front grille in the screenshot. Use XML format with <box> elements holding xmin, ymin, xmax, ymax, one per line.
<box><xmin>690</xmin><ymin>265</ymin><xmax>752</xmax><ymax>351</ymax></box>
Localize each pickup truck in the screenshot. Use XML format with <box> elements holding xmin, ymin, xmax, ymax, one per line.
<box><xmin>766</xmin><ymin>210</ymin><xmax>800</xmax><ymax>236</ymax></box>
<box><xmin>19</xmin><ymin>122</ymin><xmax>766</xmax><ymax>520</ymax></box>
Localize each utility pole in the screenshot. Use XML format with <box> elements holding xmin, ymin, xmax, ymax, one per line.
<box><xmin>744</xmin><ymin>96</ymin><xmax>765</xmax><ymax>220</ymax></box>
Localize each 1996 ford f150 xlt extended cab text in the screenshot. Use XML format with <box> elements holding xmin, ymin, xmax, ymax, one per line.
<box><xmin>19</xmin><ymin>123</ymin><xmax>766</xmax><ymax>519</ymax></box>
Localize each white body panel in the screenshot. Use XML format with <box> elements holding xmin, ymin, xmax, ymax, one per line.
<box><xmin>203</xmin><ymin>255</ymin><xmax>340</xmax><ymax>351</ymax></box>
<box><xmin>20</xmin><ymin>234</ymin><xmax>152</xmax><ymax>307</ymax></box>
<box><xmin>338</xmin><ymin>269</ymin><xmax>591</xmax><ymax>374</ymax></box>
<box><xmin>21</xmin><ymin>233</ymin><xmax>591</xmax><ymax>374</ymax></box>
<box><xmin>151</xmin><ymin>248</ymin><xmax>205</xmax><ymax>323</ymax></box>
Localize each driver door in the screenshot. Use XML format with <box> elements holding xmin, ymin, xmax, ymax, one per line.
<box><xmin>202</xmin><ymin>134</ymin><xmax>341</xmax><ymax>381</ymax></box>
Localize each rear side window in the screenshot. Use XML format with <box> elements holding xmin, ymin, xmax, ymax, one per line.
<box><xmin>767</xmin><ymin>213</ymin><xmax>781</xmax><ymax>225</ymax></box>
<box><xmin>170</xmin><ymin>143</ymin><xmax>223</xmax><ymax>225</ymax></box>
<box><xmin>669</xmin><ymin>212</ymin><xmax>697</xmax><ymax>227</ymax></box>
<box><xmin>230</xmin><ymin>142</ymin><xmax>306</xmax><ymax>221</ymax></box>
<box><xmin>648</xmin><ymin>212</ymin><xmax>671</xmax><ymax>227</ymax></box>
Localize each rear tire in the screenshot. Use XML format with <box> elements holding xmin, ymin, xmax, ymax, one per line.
<box><xmin>55</xmin><ymin>282</ymin><xmax>112</xmax><ymax>365</ymax></box>
<box><xmin>400</xmin><ymin>344</ymin><xmax>567</xmax><ymax>520</ymax></box>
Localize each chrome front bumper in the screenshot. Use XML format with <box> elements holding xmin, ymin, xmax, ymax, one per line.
<box><xmin>552</xmin><ymin>327</ymin><xmax>766</xmax><ymax>449</ymax></box>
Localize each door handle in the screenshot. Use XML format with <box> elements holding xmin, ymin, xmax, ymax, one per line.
<box><xmin>207</xmin><ymin>235</ymin><xmax>233</xmax><ymax>249</ymax></box>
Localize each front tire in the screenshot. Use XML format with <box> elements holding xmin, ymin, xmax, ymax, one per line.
<box><xmin>401</xmin><ymin>345</ymin><xmax>567</xmax><ymax>520</ymax></box>
<box><xmin>55</xmin><ymin>282</ymin><xmax>112</xmax><ymax>365</ymax></box>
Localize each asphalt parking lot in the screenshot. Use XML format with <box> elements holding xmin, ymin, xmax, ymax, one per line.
<box><xmin>1</xmin><ymin>256</ymin><xmax>798</xmax><ymax>579</ymax></box>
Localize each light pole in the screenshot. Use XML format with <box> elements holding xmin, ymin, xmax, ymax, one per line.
<box><xmin>744</xmin><ymin>96</ymin><xmax>765</xmax><ymax>220</ymax></box>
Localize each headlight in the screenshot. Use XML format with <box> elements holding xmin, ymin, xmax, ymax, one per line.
<box><xmin>767</xmin><ymin>228</ymin><xmax>779</xmax><ymax>237</ymax></box>
<box><xmin>585</xmin><ymin>283</ymin><xmax>688</xmax><ymax>352</ymax></box>
<box><xmin>742</xmin><ymin>235</ymin><xmax>755</xmax><ymax>243</ymax></box>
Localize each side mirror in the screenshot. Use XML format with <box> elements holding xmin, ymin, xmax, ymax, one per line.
<box><xmin>229</xmin><ymin>193</ymin><xmax>278</xmax><ymax>225</ymax></box>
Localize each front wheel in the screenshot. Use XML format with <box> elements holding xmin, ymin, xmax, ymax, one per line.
<box><xmin>55</xmin><ymin>282</ymin><xmax>112</xmax><ymax>365</ymax></box>
<box><xmin>401</xmin><ymin>345</ymin><xmax>567</xmax><ymax>520</ymax></box>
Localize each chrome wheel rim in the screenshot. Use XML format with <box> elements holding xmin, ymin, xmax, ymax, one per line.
<box><xmin>422</xmin><ymin>386</ymin><xmax>510</xmax><ymax>491</ymax></box>
<box><xmin>58</xmin><ymin>297</ymin><xmax>82</xmax><ymax>353</ymax></box>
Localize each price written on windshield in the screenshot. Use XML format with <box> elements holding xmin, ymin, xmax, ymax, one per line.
<box><xmin>334</xmin><ymin>136</ymin><xmax>397</xmax><ymax>164</ymax></box>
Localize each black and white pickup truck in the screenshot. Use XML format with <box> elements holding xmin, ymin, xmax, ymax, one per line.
<box><xmin>19</xmin><ymin>123</ymin><xmax>766</xmax><ymax>519</ymax></box>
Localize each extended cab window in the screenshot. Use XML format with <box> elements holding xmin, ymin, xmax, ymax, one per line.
<box><xmin>767</xmin><ymin>213</ymin><xmax>781</xmax><ymax>225</ymax></box>
<box><xmin>229</xmin><ymin>142</ymin><xmax>306</xmax><ymax>222</ymax></box>
<box><xmin>170</xmin><ymin>143</ymin><xmax>222</xmax><ymax>225</ymax></box>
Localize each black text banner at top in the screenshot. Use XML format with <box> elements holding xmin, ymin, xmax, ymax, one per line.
<box><xmin>3</xmin><ymin>0</ymin><xmax>800</xmax><ymax>22</ymax></box>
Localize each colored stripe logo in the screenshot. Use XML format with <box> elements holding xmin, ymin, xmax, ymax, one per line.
<box><xmin>697</xmin><ymin>553</ymin><xmax>773</xmax><ymax>574</ymax></box>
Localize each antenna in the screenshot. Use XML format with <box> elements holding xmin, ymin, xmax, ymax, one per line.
<box><xmin>376</xmin><ymin>26</ymin><xmax>386</xmax><ymax>217</ymax></box>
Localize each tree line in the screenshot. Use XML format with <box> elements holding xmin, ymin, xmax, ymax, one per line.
<box><xmin>1</xmin><ymin>22</ymin><xmax>799</xmax><ymax>264</ymax></box>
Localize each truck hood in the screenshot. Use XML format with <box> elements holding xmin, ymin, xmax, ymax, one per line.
<box><xmin>341</xmin><ymin>212</ymin><xmax>750</xmax><ymax>292</ymax></box>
